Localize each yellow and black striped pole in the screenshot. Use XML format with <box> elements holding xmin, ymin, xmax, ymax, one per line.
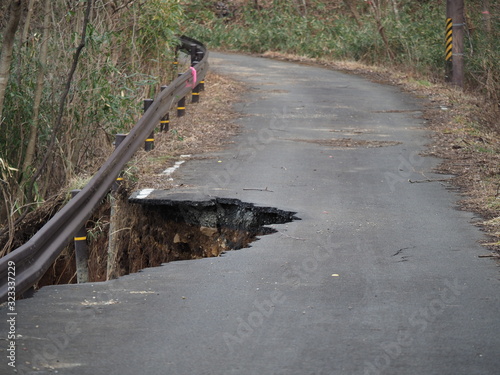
<box><xmin>445</xmin><ymin>18</ymin><xmax>453</xmax><ymax>81</ymax></box>
<box><xmin>191</xmin><ymin>62</ymin><xmax>200</xmax><ymax>103</ymax></box>
<box><xmin>71</xmin><ymin>189</ymin><xmax>89</xmax><ymax>283</ymax></box>
<box><xmin>113</xmin><ymin>134</ymin><xmax>127</xmax><ymax>190</ymax></box>
<box><xmin>143</xmin><ymin>99</ymin><xmax>155</xmax><ymax>151</ymax></box>
<box><xmin>192</xmin><ymin>85</ymin><xmax>200</xmax><ymax>103</ymax></box>
<box><xmin>195</xmin><ymin>51</ymin><xmax>205</xmax><ymax>92</ymax></box>
<box><xmin>172</xmin><ymin>60</ymin><xmax>179</xmax><ymax>82</ymax></box>
<box><xmin>177</xmin><ymin>96</ymin><xmax>186</xmax><ymax>117</ymax></box>
<box><xmin>160</xmin><ymin>85</ymin><xmax>170</xmax><ymax>132</ymax></box>
<box><xmin>172</xmin><ymin>46</ymin><xmax>179</xmax><ymax>81</ymax></box>
<box><xmin>161</xmin><ymin>113</ymin><xmax>170</xmax><ymax>132</ymax></box>
<box><xmin>177</xmin><ymin>73</ymin><xmax>186</xmax><ymax>117</ymax></box>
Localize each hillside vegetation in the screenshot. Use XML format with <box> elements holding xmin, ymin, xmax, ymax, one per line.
<box><xmin>183</xmin><ymin>0</ymin><xmax>499</xmax><ymax>101</ymax></box>
<box><xmin>0</xmin><ymin>0</ymin><xmax>184</xmax><ymax>254</ymax></box>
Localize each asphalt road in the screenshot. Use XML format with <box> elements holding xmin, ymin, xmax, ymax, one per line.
<box><xmin>1</xmin><ymin>52</ymin><xmax>499</xmax><ymax>375</ymax></box>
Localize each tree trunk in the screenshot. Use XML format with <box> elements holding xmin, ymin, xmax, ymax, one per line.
<box><xmin>22</xmin><ymin>0</ymin><xmax>51</xmax><ymax>179</ymax></box>
<box><xmin>0</xmin><ymin>0</ymin><xmax>24</xmax><ymax>125</ymax></box>
<box><xmin>27</xmin><ymin>0</ymin><xmax>94</xmax><ymax>203</ymax></box>
<box><xmin>390</xmin><ymin>0</ymin><xmax>401</xmax><ymax>24</ymax></box>
<box><xmin>21</xmin><ymin>0</ymin><xmax>36</xmax><ymax>44</ymax></box>
<box><xmin>343</xmin><ymin>0</ymin><xmax>362</xmax><ymax>27</ymax></box>
<box><xmin>368</xmin><ymin>0</ymin><xmax>395</xmax><ymax>61</ymax></box>
<box><xmin>447</xmin><ymin>0</ymin><xmax>464</xmax><ymax>88</ymax></box>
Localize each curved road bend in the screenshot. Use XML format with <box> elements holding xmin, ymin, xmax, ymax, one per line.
<box><xmin>1</xmin><ymin>52</ymin><xmax>499</xmax><ymax>375</ymax></box>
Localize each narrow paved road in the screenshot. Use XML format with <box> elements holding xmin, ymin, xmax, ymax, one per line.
<box><xmin>1</xmin><ymin>53</ymin><xmax>499</xmax><ymax>375</ymax></box>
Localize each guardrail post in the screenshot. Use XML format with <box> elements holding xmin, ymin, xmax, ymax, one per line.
<box><xmin>172</xmin><ymin>46</ymin><xmax>179</xmax><ymax>81</ymax></box>
<box><xmin>192</xmin><ymin>83</ymin><xmax>200</xmax><ymax>103</ymax></box>
<box><xmin>160</xmin><ymin>85</ymin><xmax>170</xmax><ymax>131</ymax></box>
<box><xmin>190</xmin><ymin>43</ymin><xmax>197</xmax><ymax>65</ymax></box>
<box><xmin>195</xmin><ymin>51</ymin><xmax>205</xmax><ymax>91</ymax></box>
<box><xmin>191</xmin><ymin>62</ymin><xmax>200</xmax><ymax>103</ymax></box>
<box><xmin>71</xmin><ymin>189</ymin><xmax>89</xmax><ymax>283</ymax></box>
<box><xmin>107</xmin><ymin>134</ymin><xmax>126</xmax><ymax>281</ymax></box>
<box><xmin>112</xmin><ymin>133</ymin><xmax>127</xmax><ymax>190</ymax></box>
<box><xmin>177</xmin><ymin>73</ymin><xmax>186</xmax><ymax>117</ymax></box>
<box><xmin>177</xmin><ymin>96</ymin><xmax>186</xmax><ymax>117</ymax></box>
<box><xmin>196</xmin><ymin>51</ymin><xmax>204</xmax><ymax>65</ymax></box>
<box><xmin>143</xmin><ymin>99</ymin><xmax>155</xmax><ymax>150</ymax></box>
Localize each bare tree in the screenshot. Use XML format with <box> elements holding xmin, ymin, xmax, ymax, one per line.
<box><xmin>367</xmin><ymin>0</ymin><xmax>395</xmax><ymax>61</ymax></box>
<box><xmin>390</xmin><ymin>0</ymin><xmax>401</xmax><ymax>24</ymax></box>
<box><xmin>21</xmin><ymin>0</ymin><xmax>51</xmax><ymax>183</ymax></box>
<box><xmin>0</xmin><ymin>0</ymin><xmax>24</xmax><ymax>125</ymax></box>
<box><xmin>21</xmin><ymin>0</ymin><xmax>36</xmax><ymax>45</ymax></box>
<box><xmin>343</xmin><ymin>0</ymin><xmax>362</xmax><ymax>27</ymax></box>
<box><xmin>27</xmin><ymin>0</ymin><xmax>94</xmax><ymax>204</ymax></box>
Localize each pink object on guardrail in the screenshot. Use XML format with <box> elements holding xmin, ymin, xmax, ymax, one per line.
<box><xmin>186</xmin><ymin>67</ymin><xmax>197</xmax><ymax>88</ymax></box>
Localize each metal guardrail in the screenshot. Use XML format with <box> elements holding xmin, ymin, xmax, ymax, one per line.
<box><xmin>0</xmin><ymin>36</ymin><xmax>209</xmax><ymax>303</ymax></box>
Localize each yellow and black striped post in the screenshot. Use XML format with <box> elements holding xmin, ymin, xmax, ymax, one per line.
<box><xmin>177</xmin><ymin>96</ymin><xmax>186</xmax><ymax>117</ymax></box>
<box><xmin>445</xmin><ymin>18</ymin><xmax>453</xmax><ymax>81</ymax></box>
<box><xmin>177</xmin><ymin>73</ymin><xmax>186</xmax><ymax>117</ymax></box>
<box><xmin>113</xmin><ymin>134</ymin><xmax>127</xmax><ymax>190</ymax></box>
<box><xmin>172</xmin><ymin>60</ymin><xmax>179</xmax><ymax>82</ymax></box>
<box><xmin>160</xmin><ymin>85</ymin><xmax>170</xmax><ymax>132</ymax></box>
<box><xmin>190</xmin><ymin>44</ymin><xmax>198</xmax><ymax>65</ymax></box>
<box><xmin>195</xmin><ymin>51</ymin><xmax>205</xmax><ymax>91</ymax></box>
<box><xmin>192</xmin><ymin>85</ymin><xmax>200</xmax><ymax>103</ymax></box>
<box><xmin>71</xmin><ymin>189</ymin><xmax>89</xmax><ymax>283</ymax></box>
<box><xmin>161</xmin><ymin>113</ymin><xmax>170</xmax><ymax>132</ymax></box>
<box><xmin>191</xmin><ymin>62</ymin><xmax>200</xmax><ymax>103</ymax></box>
<box><xmin>143</xmin><ymin>99</ymin><xmax>155</xmax><ymax>151</ymax></box>
<box><xmin>172</xmin><ymin>46</ymin><xmax>179</xmax><ymax>81</ymax></box>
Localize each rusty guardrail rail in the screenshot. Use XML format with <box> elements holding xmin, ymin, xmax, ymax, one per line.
<box><xmin>0</xmin><ymin>36</ymin><xmax>209</xmax><ymax>303</ymax></box>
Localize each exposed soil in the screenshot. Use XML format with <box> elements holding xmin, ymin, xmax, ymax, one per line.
<box><xmin>37</xmin><ymin>189</ymin><xmax>298</xmax><ymax>287</ymax></box>
<box><xmin>105</xmin><ymin>196</ymin><xmax>297</xmax><ymax>280</ymax></box>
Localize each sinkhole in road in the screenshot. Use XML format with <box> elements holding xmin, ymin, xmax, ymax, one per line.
<box><xmin>109</xmin><ymin>195</ymin><xmax>300</xmax><ymax>277</ymax></box>
<box><xmin>36</xmin><ymin>196</ymin><xmax>299</xmax><ymax>289</ymax></box>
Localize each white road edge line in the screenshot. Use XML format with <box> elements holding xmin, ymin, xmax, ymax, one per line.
<box><xmin>162</xmin><ymin>155</ymin><xmax>191</xmax><ymax>176</ymax></box>
<box><xmin>136</xmin><ymin>188</ymin><xmax>154</xmax><ymax>199</ymax></box>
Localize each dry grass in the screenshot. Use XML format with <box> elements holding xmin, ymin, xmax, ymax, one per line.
<box><xmin>127</xmin><ymin>72</ymin><xmax>244</xmax><ymax>191</ymax></box>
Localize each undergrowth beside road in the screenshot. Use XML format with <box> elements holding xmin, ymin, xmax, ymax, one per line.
<box><xmin>182</xmin><ymin>0</ymin><xmax>500</xmax><ymax>102</ymax></box>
